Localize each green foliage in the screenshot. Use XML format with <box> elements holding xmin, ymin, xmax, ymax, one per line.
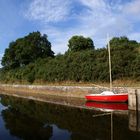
<box><xmin>1</xmin><ymin>31</ymin><xmax>54</xmax><ymax>68</ymax></box>
<box><xmin>110</xmin><ymin>37</ymin><xmax>139</xmax><ymax>79</ymax></box>
<box><xmin>0</xmin><ymin>35</ymin><xmax>140</xmax><ymax>83</ymax></box>
<box><xmin>68</xmin><ymin>35</ymin><xmax>94</xmax><ymax>52</ymax></box>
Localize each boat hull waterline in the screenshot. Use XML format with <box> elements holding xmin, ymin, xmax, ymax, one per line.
<box><xmin>85</xmin><ymin>94</ymin><xmax>128</xmax><ymax>102</ymax></box>
<box><xmin>85</xmin><ymin>102</ymin><xmax>128</xmax><ymax>110</ymax></box>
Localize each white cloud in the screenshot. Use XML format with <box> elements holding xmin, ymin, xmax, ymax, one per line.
<box><xmin>128</xmin><ymin>32</ymin><xmax>140</xmax><ymax>42</ymax></box>
<box><xmin>76</xmin><ymin>0</ymin><xmax>133</xmax><ymax>46</ymax></box>
<box><xmin>24</xmin><ymin>0</ymin><xmax>140</xmax><ymax>53</ymax></box>
<box><xmin>123</xmin><ymin>0</ymin><xmax>140</xmax><ymax>18</ymax></box>
<box><xmin>41</xmin><ymin>25</ymin><xmax>92</xmax><ymax>54</ymax></box>
<box><xmin>79</xmin><ymin>0</ymin><xmax>106</xmax><ymax>10</ymax></box>
<box><xmin>41</xmin><ymin>26</ymin><xmax>69</xmax><ymax>53</ymax></box>
<box><xmin>25</xmin><ymin>0</ymin><xmax>71</xmax><ymax>22</ymax></box>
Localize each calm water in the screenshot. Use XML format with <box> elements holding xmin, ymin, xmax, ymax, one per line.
<box><xmin>0</xmin><ymin>94</ymin><xmax>140</xmax><ymax>140</ymax></box>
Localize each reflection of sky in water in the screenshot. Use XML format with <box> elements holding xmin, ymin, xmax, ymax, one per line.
<box><xmin>0</xmin><ymin>103</ymin><xmax>19</xmax><ymax>140</ymax></box>
<box><xmin>0</xmin><ymin>117</ymin><xmax>19</xmax><ymax>140</ymax></box>
<box><xmin>50</xmin><ymin>124</ymin><xmax>71</xmax><ymax>140</ymax></box>
<box><xmin>0</xmin><ymin>103</ymin><xmax>8</xmax><ymax>112</ymax></box>
<box><xmin>0</xmin><ymin>100</ymin><xmax>72</xmax><ymax>140</ymax></box>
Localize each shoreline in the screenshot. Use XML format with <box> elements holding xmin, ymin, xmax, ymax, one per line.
<box><xmin>0</xmin><ymin>84</ymin><xmax>131</xmax><ymax>99</ymax></box>
<box><xmin>0</xmin><ymin>84</ymin><xmax>95</xmax><ymax>98</ymax></box>
<box><xmin>0</xmin><ymin>84</ymin><xmax>129</xmax><ymax>115</ymax></box>
<box><xmin>0</xmin><ymin>84</ymin><xmax>89</xmax><ymax>108</ymax></box>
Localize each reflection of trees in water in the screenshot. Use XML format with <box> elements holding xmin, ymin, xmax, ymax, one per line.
<box><xmin>0</xmin><ymin>95</ymin><xmax>111</xmax><ymax>140</ymax></box>
<box><xmin>1</xmin><ymin>95</ymin><xmax>139</xmax><ymax>140</ymax></box>
<box><xmin>2</xmin><ymin>108</ymin><xmax>53</xmax><ymax>140</ymax></box>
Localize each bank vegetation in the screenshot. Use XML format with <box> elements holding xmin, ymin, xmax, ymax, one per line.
<box><xmin>0</xmin><ymin>31</ymin><xmax>140</xmax><ymax>85</ymax></box>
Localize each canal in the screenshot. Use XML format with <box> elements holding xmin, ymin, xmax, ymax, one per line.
<box><xmin>0</xmin><ymin>94</ymin><xmax>140</xmax><ymax>140</ymax></box>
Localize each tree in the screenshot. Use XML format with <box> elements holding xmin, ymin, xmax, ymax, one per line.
<box><xmin>67</xmin><ymin>35</ymin><xmax>94</xmax><ymax>52</ymax></box>
<box><xmin>1</xmin><ymin>42</ymin><xmax>19</xmax><ymax>68</ymax></box>
<box><xmin>109</xmin><ymin>36</ymin><xmax>139</xmax><ymax>79</ymax></box>
<box><xmin>1</xmin><ymin>31</ymin><xmax>54</xmax><ymax>68</ymax></box>
<box><xmin>109</xmin><ymin>36</ymin><xmax>139</xmax><ymax>50</ymax></box>
<box><xmin>1</xmin><ymin>35</ymin><xmax>140</xmax><ymax>83</ymax></box>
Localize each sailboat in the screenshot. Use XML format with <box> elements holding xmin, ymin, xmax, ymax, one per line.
<box><xmin>85</xmin><ymin>35</ymin><xmax>128</xmax><ymax>102</ymax></box>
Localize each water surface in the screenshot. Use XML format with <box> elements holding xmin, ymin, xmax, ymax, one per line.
<box><xmin>0</xmin><ymin>94</ymin><xmax>140</xmax><ymax>140</ymax></box>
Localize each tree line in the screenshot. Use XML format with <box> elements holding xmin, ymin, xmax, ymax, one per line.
<box><xmin>0</xmin><ymin>31</ymin><xmax>140</xmax><ymax>83</ymax></box>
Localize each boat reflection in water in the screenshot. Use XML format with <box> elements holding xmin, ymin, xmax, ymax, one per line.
<box><xmin>85</xmin><ymin>101</ymin><xmax>128</xmax><ymax>140</ymax></box>
<box><xmin>85</xmin><ymin>101</ymin><xmax>128</xmax><ymax>111</ymax></box>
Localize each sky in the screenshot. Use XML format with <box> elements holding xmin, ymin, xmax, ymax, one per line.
<box><xmin>0</xmin><ymin>0</ymin><xmax>140</xmax><ymax>60</ymax></box>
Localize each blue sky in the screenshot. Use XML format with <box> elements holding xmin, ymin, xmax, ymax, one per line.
<box><xmin>0</xmin><ymin>0</ymin><xmax>140</xmax><ymax>60</ymax></box>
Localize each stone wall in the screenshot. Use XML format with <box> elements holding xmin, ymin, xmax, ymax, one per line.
<box><xmin>0</xmin><ymin>84</ymin><xmax>128</xmax><ymax>93</ymax></box>
<box><xmin>128</xmin><ymin>89</ymin><xmax>140</xmax><ymax>111</ymax></box>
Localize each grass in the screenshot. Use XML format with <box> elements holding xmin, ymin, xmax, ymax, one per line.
<box><xmin>32</xmin><ymin>80</ymin><xmax>140</xmax><ymax>88</ymax></box>
<box><xmin>0</xmin><ymin>79</ymin><xmax>140</xmax><ymax>88</ymax></box>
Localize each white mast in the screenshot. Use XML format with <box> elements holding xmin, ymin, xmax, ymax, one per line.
<box><xmin>107</xmin><ymin>34</ymin><xmax>112</xmax><ymax>91</ymax></box>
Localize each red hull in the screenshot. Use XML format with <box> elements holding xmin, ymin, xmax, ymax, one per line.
<box><xmin>85</xmin><ymin>102</ymin><xmax>128</xmax><ymax>110</ymax></box>
<box><xmin>85</xmin><ymin>94</ymin><xmax>128</xmax><ymax>102</ymax></box>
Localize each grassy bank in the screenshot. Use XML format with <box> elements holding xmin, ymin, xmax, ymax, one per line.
<box><xmin>1</xmin><ymin>79</ymin><xmax>140</xmax><ymax>87</ymax></box>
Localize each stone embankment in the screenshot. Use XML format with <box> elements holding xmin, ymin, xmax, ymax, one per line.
<box><xmin>0</xmin><ymin>84</ymin><xmax>140</xmax><ymax>111</ymax></box>
<box><xmin>0</xmin><ymin>84</ymin><xmax>129</xmax><ymax>98</ymax></box>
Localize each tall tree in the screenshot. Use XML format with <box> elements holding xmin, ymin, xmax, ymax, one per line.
<box><xmin>109</xmin><ymin>36</ymin><xmax>139</xmax><ymax>79</ymax></box>
<box><xmin>67</xmin><ymin>35</ymin><xmax>94</xmax><ymax>52</ymax></box>
<box><xmin>2</xmin><ymin>31</ymin><xmax>54</xmax><ymax>68</ymax></box>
